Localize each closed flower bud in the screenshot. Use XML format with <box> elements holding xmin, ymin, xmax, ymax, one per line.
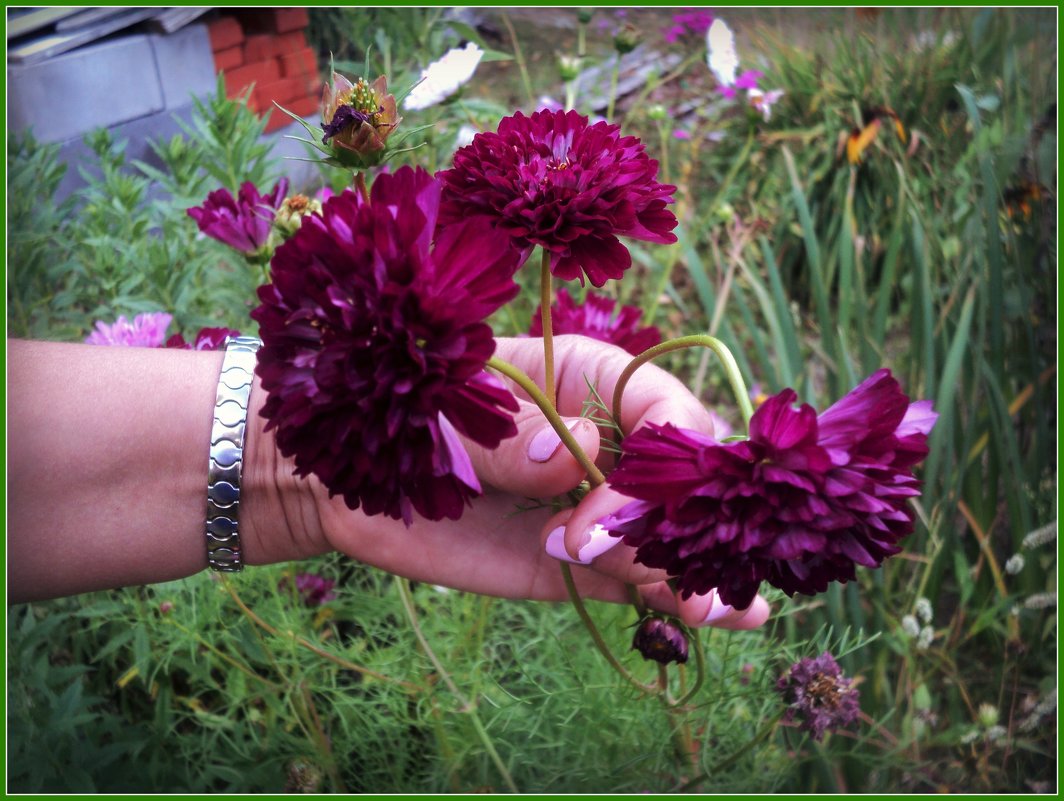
<box><xmin>557</xmin><ymin>53</ymin><xmax>582</xmax><ymax>82</ymax></box>
<box><xmin>632</xmin><ymin>616</ymin><xmax>689</xmax><ymax>665</ymax></box>
<box><xmin>977</xmin><ymin>703</ymin><xmax>999</xmax><ymax>728</ymax></box>
<box><xmin>613</xmin><ymin>22</ymin><xmax>641</xmax><ymax>55</ymax></box>
<box><xmin>577</xmin><ymin>8</ymin><xmax>594</xmax><ymax>24</ymax></box>
<box><xmin>647</xmin><ymin>104</ymin><xmax>668</xmax><ymax>121</ymax></box>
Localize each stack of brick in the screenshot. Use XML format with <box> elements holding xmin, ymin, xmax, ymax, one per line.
<box><xmin>207</xmin><ymin>8</ymin><xmax>320</xmax><ymax>133</ymax></box>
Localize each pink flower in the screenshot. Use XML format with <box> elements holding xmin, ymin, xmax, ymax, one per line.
<box><xmin>529</xmin><ymin>288</ymin><xmax>661</xmax><ymax>356</ymax></box>
<box><xmin>85</xmin><ymin>312</ymin><xmax>173</xmax><ymax>347</ymax></box>
<box><xmin>777</xmin><ymin>652</ymin><xmax>860</xmax><ymax>741</ymax></box>
<box><xmin>605</xmin><ymin>370</ymin><xmax>938</xmax><ymax>609</ymax></box>
<box><xmin>187</xmin><ymin>179</ymin><xmax>288</xmax><ymax>255</ymax></box>
<box><xmin>287</xmin><ymin>572</ymin><xmax>336</xmax><ymax>606</ymax></box>
<box><xmin>437</xmin><ymin>110</ymin><xmax>677</xmax><ymax>287</ymax></box>
<box><xmin>252</xmin><ymin>167</ymin><xmax>522</xmax><ymax>524</ymax></box>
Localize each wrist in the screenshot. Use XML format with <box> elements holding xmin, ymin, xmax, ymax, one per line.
<box><xmin>239</xmin><ymin>373</ymin><xmax>332</xmax><ymax>566</ymax></box>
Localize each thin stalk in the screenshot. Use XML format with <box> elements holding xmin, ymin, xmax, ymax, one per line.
<box><xmin>500</xmin><ymin>13</ymin><xmax>535</xmax><ymax>107</ymax></box>
<box><xmin>162</xmin><ymin>618</ymin><xmax>281</xmax><ymax>691</ymax></box>
<box><xmin>221</xmin><ymin>578</ymin><xmax>418</xmax><ymax>691</ymax></box>
<box><xmin>487</xmin><ymin>356</ymin><xmax>606</xmax><ymax>487</ymax></box>
<box><xmin>298</xmin><ymin>683</ymin><xmax>348</xmax><ymax>793</ymax></box>
<box><xmin>354</xmin><ymin>171</ymin><xmax>370</xmax><ymax>204</ymax></box>
<box><xmin>657</xmin><ymin>121</ymin><xmax>670</xmax><ymax>184</ymax></box>
<box><xmin>539</xmin><ymin>250</ymin><xmax>556</xmax><ymax>408</ymax></box>
<box><xmin>396</xmin><ymin>578</ymin><xmax>519</xmax><ymax>794</ymax></box>
<box><xmin>605</xmin><ymin>56</ymin><xmax>621</xmax><ymax>121</ymax></box>
<box><xmin>613</xmin><ymin>335</ymin><xmax>754</xmax><ymax>432</ymax></box>
<box><xmin>560</xmin><ymin>562</ymin><xmax>660</xmax><ymax>695</ymax></box>
<box><xmin>674</xmin><ymin>713</ymin><xmax>782</xmax><ymax>792</ymax></box>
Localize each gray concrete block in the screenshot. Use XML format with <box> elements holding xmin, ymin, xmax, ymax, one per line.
<box><xmin>149</xmin><ymin>23</ymin><xmax>217</xmax><ymax>110</ymax></box>
<box><xmin>8</xmin><ymin>34</ymin><xmax>165</xmax><ymax>144</ymax></box>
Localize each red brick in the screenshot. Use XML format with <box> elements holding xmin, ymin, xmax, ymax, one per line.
<box><xmin>254</xmin><ymin>77</ymin><xmax>304</xmax><ymax>109</ymax></box>
<box><xmin>272</xmin><ymin>30</ymin><xmax>306</xmax><ymax>56</ymax></box>
<box><xmin>208</xmin><ymin>16</ymin><xmax>244</xmax><ymax>52</ymax></box>
<box><xmin>279</xmin><ymin>46</ymin><xmax>319</xmax><ymax>81</ymax></box>
<box><xmin>213</xmin><ymin>45</ymin><xmax>243</xmax><ymax>73</ymax></box>
<box><xmin>263</xmin><ymin>110</ymin><xmax>292</xmax><ymax>134</ymax></box>
<box><xmin>274</xmin><ymin>8</ymin><xmax>309</xmax><ymax>33</ymax></box>
<box><xmin>224</xmin><ymin>59</ymin><xmax>282</xmax><ymax>99</ymax></box>
<box><xmin>283</xmin><ymin>95</ymin><xmax>321</xmax><ymax>120</ymax></box>
<box><xmin>242</xmin><ymin>34</ymin><xmax>274</xmax><ymax>64</ymax></box>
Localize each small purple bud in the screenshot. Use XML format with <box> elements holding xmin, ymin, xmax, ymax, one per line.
<box><xmin>632</xmin><ymin>617</ymin><xmax>689</xmax><ymax>665</ymax></box>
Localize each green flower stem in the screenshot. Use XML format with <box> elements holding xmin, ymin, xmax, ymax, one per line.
<box><xmin>396</xmin><ymin>578</ymin><xmax>519</xmax><ymax>794</ymax></box>
<box><xmin>674</xmin><ymin>713</ymin><xmax>783</xmax><ymax>792</ymax></box>
<box><xmin>539</xmin><ymin>250</ymin><xmax>556</xmax><ymax>409</ymax></box>
<box><xmin>354</xmin><ymin>171</ymin><xmax>370</xmax><ymax>204</ymax></box>
<box><xmin>500</xmin><ymin>13</ymin><xmax>535</xmax><ymax>108</ymax></box>
<box><xmin>560</xmin><ymin>563</ymin><xmax>660</xmax><ymax>696</ymax></box>
<box><xmin>487</xmin><ymin>356</ymin><xmax>606</xmax><ymax>487</ymax></box>
<box><xmin>612</xmin><ymin>335</ymin><xmax>754</xmax><ymax>433</ymax></box>
<box><xmin>605</xmin><ymin>56</ymin><xmax>621</xmax><ymax>121</ymax></box>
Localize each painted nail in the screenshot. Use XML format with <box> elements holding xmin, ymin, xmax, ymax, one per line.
<box><xmin>527</xmin><ymin>419</ymin><xmax>584</xmax><ymax>463</ymax></box>
<box><xmin>576</xmin><ymin>523</ymin><xmax>622</xmax><ymax>563</ymax></box>
<box><xmin>701</xmin><ymin>590</ymin><xmax>736</xmax><ymax>624</ymax></box>
<box><xmin>545</xmin><ymin>526</ymin><xmax>584</xmax><ymax>564</ymax></box>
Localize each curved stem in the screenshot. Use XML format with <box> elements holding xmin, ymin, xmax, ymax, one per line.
<box><xmin>396</xmin><ymin>578</ymin><xmax>519</xmax><ymax>794</ymax></box>
<box><xmin>560</xmin><ymin>563</ymin><xmax>660</xmax><ymax>696</ymax></box>
<box><xmin>487</xmin><ymin>356</ymin><xmax>606</xmax><ymax>487</ymax></box>
<box><xmin>539</xmin><ymin>250</ymin><xmax>556</xmax><ymax>409</ymax></box>
<box><xmin>612</xmin><ymin>335</ymin><xmax>754</xmax><ymax>434</ymax></box>
<box><xmin>673</xmin><ymin>713</ymin><xmax>783</xmax><ymax>793</ymax></box>
<box><xmin>605</xmin><ymin>56</ymin><xmax>620</xmax><ymax>121</ymax></box>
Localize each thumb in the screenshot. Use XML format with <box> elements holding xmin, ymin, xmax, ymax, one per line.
<box><xmin>463</xmin><ymin>399</ymin><xmax>601</xmax><ymax>498</ymax></box>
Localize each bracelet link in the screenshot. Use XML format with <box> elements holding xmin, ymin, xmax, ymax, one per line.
<box><xmin>206</xmin><ymin>335</ymin><xmax>261</xmax><ymax>572</ymax></box>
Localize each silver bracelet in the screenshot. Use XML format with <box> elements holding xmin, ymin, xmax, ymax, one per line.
<box><xmin>205</xmin><ymin>335</ymin><xmax>262</xmax><ymax>572</ymax></box>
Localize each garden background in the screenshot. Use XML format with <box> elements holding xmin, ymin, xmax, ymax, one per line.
<box><xmin>6</xmin><ymin>6</ymin><xmax>1057</xmax><ymax>793</ymax></box>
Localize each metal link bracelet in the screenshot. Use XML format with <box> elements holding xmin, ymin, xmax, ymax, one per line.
<box><xmin>205</xmin><ymin>335</ymin><xmax>262</xmax><ymax>572</ymax></box>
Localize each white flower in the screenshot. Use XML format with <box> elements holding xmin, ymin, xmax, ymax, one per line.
<box><xmin>914</xmin><ymin>597</ymin><xmax>933</xmax><ymax>624</ymax></box>
<box><xmin>916</xmin><ymin>625</ymin><xmax>934</xmax><ymax>650</ymax></box>
<box><xmin>454</xmin><ymin>124</ymin><xmax>479</xmax><ymax>148</ymax></box>
<box><xmin>706</xmin><ymin>18</ymin><xmax>739</xmax><ymax>87</ymax></box>
<box><xmin>1023</xmin><ymin>592</ymin><xmax>1057</xmax><ymax>609</ymax></box>
<box><xmin>404</xmin><ymin>43</ymin><xmax>484</xmax><ymax>111</ymax></box>
<box><xmin>1022</xmin><ymin>520</ymin><xmax>1056</xmax><ymax>550</ymax></box>
<box><xmin>1005</xmin><ymin>553</ymin><xmax>1025</xmax><ymax>575</ymax></box>
<box><xmin>748</xmin><ymin>88</ymin><xmax>784</xmax><ymax>121</ymax></box>
<box><xmin>901</xmin><ymin>614</ymin><xmax>921</xmax><ymax>638</ymax></box>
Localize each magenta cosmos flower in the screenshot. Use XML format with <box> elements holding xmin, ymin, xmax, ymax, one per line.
<box><xmin>188</xmin><ymin>178</ymin><xmax>288</xmax><ymax>256</ymax></box>
<box><xmin>85</xmin><ymin>312</ymin><xmax>173</xmax><ymax>347</ymax></box>
<box><xmin>436</xmin><ymin>109</ymin><xmax>678</xmax><ymax>287</ymax></box>
<box><xmin>529</xmin><ymin>287</ymin><xmax>661</xmax><ymax>356</ymax></box>
<box><xmin>605</xmin><ymin>370</ymin><xmax>938</xmax><ymax>609</ymax></box>
<box><xmin>777</xmin><ymin>652</ymin><xmax>860</xmax><ymax>741</ymax></box>
<box><xmin>251</xmin><ymin>167</ymin><xmax>522</xmax><ymax>524</ymax></box>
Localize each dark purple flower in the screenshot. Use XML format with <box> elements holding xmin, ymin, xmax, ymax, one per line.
<box><xmin>251</xmin><ymin>166</ymin><xmax>522</xmax><ymax>524</ymax></box>
<box><xmin>777</xmin><ymin>652</ymin><xmax>860</xmax><ymax>741</ymax></box>
<box><xmin>605</xmin><ymin>371</ymin><xmax>938</xmax><ymax>609</ymax></box>
<box><xmin>290</xmin><ymin>572</ymin><xmax>336</xmax><ymax>606</ymax></box>
<box><xmin>529</xmin><ymin>287</ymin><xmax>661</xmax><ymax>356</ymax></box>
<box><xmin>437</xmin><ymin>109</ymin><xmax>678</xmax><ymax>287</ymax></box>
<box><xmin>166</xmin><ymin>327</ymin><xmax>241</xmax><ymax>351</ymax></box>
<box><xmin>85</xmin><ymin>312</ymin><xmax>172</xmax><ymax>347</ymax></box>
<box><xmin>188</xmin><ymin>179</ymin><xmax>289</xmax><ymax>255</ymax></box>
<box><xmin>632</xmin><ymin>617</ymin><xmax>689</xmax><ymax>664</ymax></box>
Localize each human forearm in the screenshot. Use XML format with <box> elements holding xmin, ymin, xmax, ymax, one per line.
<box><xmin>5</xmin><ymin>340</ymin><xmax>321</xmax><ymax>602</ymax></box>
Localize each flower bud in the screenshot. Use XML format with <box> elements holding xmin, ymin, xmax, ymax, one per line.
<box><xmin>274</xmin><ymin>194</ymin><xmax>323</xmax><ymax>238</ymax></box>
<box><xmin>613</xmin><ymin>22</ymin><xmax>642</xmax><ymax>55</ymax></box>
<box><xmin>632</xmin><ymin>616</ymin><xmax>689</xmax><ymax>664</ymax></box>
<box><xmin>577</xmin><ymin>8</ymin><xmax>594</xmax><ymax>24</ymax></box>
<box><xmin>977</xmin><ymin>703</ymin><xmax>999</xmax><ymax>728</ymax></box>
<box><xmin>320</xmin><ymin>73</ymin><xmax>402</xmax><ymax>168</ymax></box>
<box><xmin>647</xmin><ymin>104</ymin><xmax>668</xmax><ymax>122</ymax></box>
<box><xmin>556</xmin><ymin>53</ymin><xmax>582</xmax><ymax>83</ymax></box>
<box><xmin>159</xmin><ymin>601</ymin><xmax>174</xmax><ymax>616</ymax></box>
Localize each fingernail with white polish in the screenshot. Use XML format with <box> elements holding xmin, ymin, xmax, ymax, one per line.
<box><xmin>576</xmin><ymin>523</ymin><xmax>622</xmax><ymax>563</ymax></box>
<box><xmin>702</xmin><ymin>590</ymin><xmax>735</xmax><ymax>624</ymax></box>
<box><xmin>527</xmin><ymin>419</ymin><xmax>584</xmax><ymax>463</ymax></box>
<box><xmin>545</xmin><ymin>526</ymin><xmax>584</xmax><ymax>564</ymax></box>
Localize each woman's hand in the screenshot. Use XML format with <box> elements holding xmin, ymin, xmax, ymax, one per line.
<box><xmin>254</xmin><ymin>335</ymin><xmax>769</xmax><ymax>630</ymax></box>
